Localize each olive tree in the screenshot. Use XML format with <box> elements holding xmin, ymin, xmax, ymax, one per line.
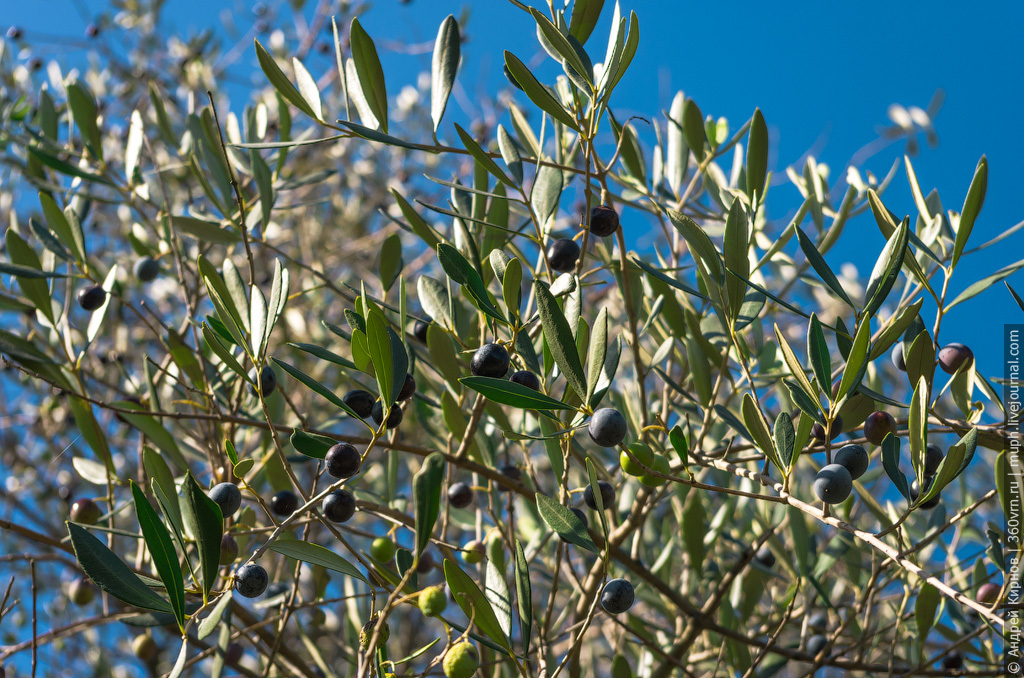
<box><xmin>0</xmin><ymin>1</ymin><xmax>1014</xmax><ymax>677</ymax></box>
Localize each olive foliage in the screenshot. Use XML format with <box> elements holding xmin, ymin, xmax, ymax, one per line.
<box><xmin>0</xmin><ymin>1</ymin><xmax>1014</xmax><ymax>677</ymax></box>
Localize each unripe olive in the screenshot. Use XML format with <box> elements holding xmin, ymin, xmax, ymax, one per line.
<box><xmin>638</xmin><ymin>454</ymin><xmax>671</xmax><ymax>487</ymax></box>
<box><xmin>462</xmin><ymin>540</ymin><xmax>485</xmax><ymax>565</ymax></box>
<box><xmin>132</xmin><ymin>633</ymin><xmax>158</xmax><ymax>661</ymax></box>
<box><xmin>68</xmin><ymin>577</ymin><xmax>95</xmax><ymax>605</ymax></box>
<box><xmin>443</xmin><ymin>641</ymin><xmax>479</xmax><ymax>678</ymax></box>
<box><xmin>70</xmin><ymin>498</ymin><xmax>103</xmax><ymax>525</ymax></box>
<box><xmin>619</xmin><ymin>442</ymin><xmax>654</xmax><ymax>476</ymax></box>
<box><xmin>370</xmin><ymin>537</ymin><xmax>396</xmax><ymax>562</ymax></box>
<box><xmin>419</xmin><ymin>584</ymin><xmax>447</xmax><ymax>617</ymax></box>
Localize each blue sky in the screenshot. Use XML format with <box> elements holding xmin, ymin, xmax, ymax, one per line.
<box><xmin>6</xmin><ymin>0</ymin><xmax>1024</xmax><ymax>379</ymax></box>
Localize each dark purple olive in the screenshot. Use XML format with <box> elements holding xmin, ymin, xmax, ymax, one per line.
<box><xmin>863</xmin><ymin>411</ymin><xmax>896</xmax><ymax>445</ymax></box>
<box><xmin>938</xmin><ymin>343</ymin><xmax>973</xmax><ymax>375</ymax></box>
<box><xmin>589</xmin><ymin>205</ymin><xmax>620</xmax><ymax>237</ymax></box>
<box><xmin>811</xmin><ymin>416</ymin><xmax>843</xmax><ymax>443</ymax></box>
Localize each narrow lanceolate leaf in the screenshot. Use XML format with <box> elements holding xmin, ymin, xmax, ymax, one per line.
<box><xmin>531</xmin><ymin>162</ymin><xmax>563</xmax><ymax>224</ymax></box>
<box><xmin>742</xmin><ymin>393</ymin><xmax>781</xmax><ymax>470</ymax></box>
<box><xmin>774</xmin><ymin>412</ymin><xmax>796</xmax><ymax>472</ymax></box>
<box><xmin>417</xmin><ymin>275</ymin><xmax>453</xmax><ymax>329</ymax></box>
<box><xmin>682</xmin><ymin>98</ymin><xmax>706</xmax><ymax>162</ymax></box>
<box><xmin>863</xmin><ymin>218</ymin><xmax>909</xmax><ymax>318</ymax></box>
<box><xmin>836</xmin><ymin>318</ymin><xmax>871</xmax><ymax>402</ymax></box>
<box><xmin>249</xmin><ymin>285</ymin><xmax>267</xmax><ymax>359</ymax></box>
<box><xmin>774</xmin><ymin>324</ymin><xmax>814</xmax><ymax>400</ymax></box>
<box><xmin>496</xmin><ymin>125</ymin><xmax>524</xmax><ymax>185</ymax></box>
<box><xmin>535</xmin><ymin>492</ymin><xmax>598</xmax><ymax>552</ymax></box>
<box><xmin>131</xmin><ymin>482</ymin><xmax>186</xmax><ymax>629</ymax></box>
<box><xmin>909</xmin><ymin>376</ymin><xmax>929</xmax><ymax>485</ymax></box>
<box><xmin>1007</xmin><ymin>282</ymin><xmax>1024</xmax><ymax>314</ymax></box>
<box><xmin>5</xmin><ymin>230</ymin><xmax>56</xmax><ymax>324</ymax></box>
<box><xmin>503</xmin><ymin>51</ymin><xmax>580</xmax><ymax>131</ymax></box>
<box><xmin>125</xmin><ymin>109</ymin><xmax>144</xmax><ymax>183</ymax></box>
<box><xmin>67</xmin><ymin>522</ymin><xmax>172</xmax><ymax>613</ymax></box>
<box><xmin>584</xmin><ymin>457</ymin><xmax>610</xmax><ymax>536</ymax></box>
<box><xmin>291</xmin><ymin>57</ymin><xmax>322</xmax><ymax>121</ymax></box>
<box><xmin>946</xmin><ymin>257</ymin><xmax>1024</xmax><ymax>310</ymax></box>
<box><xmin>881</xmin><ymin>433</ymin><xmax>910</xmax><ymax>501</ymax></box>
<box><xmin>168</xmin><ymin>638</ymin><xmax>189</xmax><ymax>678</ymax></box>
<box><xmin>568</xmin><ymin>0</ymin><xmax>605</xmax><ymax>44</ymax></box>
<box><xmin>444</xmin><ymin>559</ymin><xmax>511</xmax><ymax>651</ymax></box>
<box><xmin>784</xmin><ymin>380</ymin><xmax>823</xmax><ymax>423</ymax></box>
<box><xmin>171</xmin><ymin>215</ymin><xmax>240</xmax><ymax>244</ymax></box>
<box><xmin>586</xmin><ymin>307</ymin><xmax>609</xmax><ymax>403</ymax></box>
<box><xmin>796</xmin><ymin>227</ymin><xmax>853</xmax><ymax>307</ymax></box>
<box><xmin>431</xmin><ymin>15</ymin><xmax>461</xmax><ymax>132</ymax></box>
<box><xmin>273</xmin><ymin>359</ymin><xmax>365</xmax><ymax>422</ymax></box>
<box><xmin>905</xmin><ymin>331</ymin><xmax>935</xmax><ymax>395</ymax></box>
<box><xmin>197</xmin><ymin>591</ymin><xmax>233</xmax><ymax>641</ymax></box>
<box><xmin>746</xmin><ymin>108</ymin><xmax>768</xmax><ymax>202</ymax></box>
<box><xmin>921</xmin><ymin>428</ymin><xmax>978</xmax><ymax>504</ymax></box>
<box><xmin>682</xmin><ymin>495</ymin><xmax>706</xmax><ymax>572</ymax></box>
<box><xmin>366</xmin><ymin>311</ymin><xmax>396</xmax><ymax>407</ymax></box>
<box><xmin>460</xmin><ymin>376</ymin><xmax>573</xmax><ymax>410</ymax></box>
<box><xmin>349</xmin><ymin>18</ymin><xmax>389</xmax><ymax>133</ymax></box>
<box><xmin>67</xmin><ymin>82</ymin><xmax>103</xmax><ymax>161</ymax></box>
<box><xmin>454</xmin><ymin>123</ymin><xmax>513</xmax><ymax>186</ymax></box>
<box><xmin>485</xmin><ymin>561</ymin><xmax>513</xmax><ymax>639</ymax></box>
<box><xmin>502</xmin><ymin>256</ymin><xmax>523</xmax><ymax>319</ymax></box>
<box><xmin>952</xmin><ymin>155</ymin><xmax>987</xmax><ymax>269</ymax></box>
<box><xmin>181</xmin><ymin>473</ymin><xmax>224</xmax><ymax>602</ymax></box>
<box><xmin>254</xmin><ymin>40</ymin><xmax>318</xmax><ymax>120</ymax></box>
<box><xmin>915</xmin><ymin>583</ymin><xmax>940</xmax><ymax>642</ymax></box>
<box><xmin>265</xmin><ymin>260</ymin><xmax>288</xmax><ymax>350</ymax></box>
<box><xmin>290</xmin><ymin>430</ymin><xmax>338</xmax><ymax>459</ymax></box>
<box><xmin>667</xmin><ymin>210</ymin><xmax>721</xmax><ymax>281</ymax></box>
<box><xmin>39</xmin><ymin>192</ymin><xmax>83</xmax><ymax>262</ymax></box>
<box><xmin>413</xmin><ymin>453</ymin><xmax>445</xmax><ymax>559</ymax></box>
<box><xmin>529</xmin><ymin>8</ymin><xmax>592</xmax><ymax>88</ymax></box>
<box><xmin>0</xmin><ymin>261</ymin><xmax>68</xmax><ymax>279</ymax></box>
<box><xmin>513</xmin><ymin>540</ymin><xmax>532</xmax><ymax>653</ymax></box>
<box><xmin>143</xmin><ymin>447</ymin><xmax>184</xmax><ymax>541</ymax></box>
<box><xmin>604</xmin><ymin>10</ymin><xmax>639</xmax><ymax>96</ymax></box>
<box><xmin>86</xmin><ymin>265</ymin><xmax>118</xmax><ymax>345</ymax></box>
<box><xmin>436</xmin><ymin>244</ymin><xmax>505</xmax><ymax>322</ymax></box>
<box><xmin>806</xmin><ymin>314</ymin><xmax>832</xmax><ymax>394</ymax></box>
<box><xmin>269</xmin><ymin>540</ymin><xmax>367</xmax><ymax>583</ymax></box>
<box><xmin>534</xmin><ymin>281</ymin><xmax>588</xmax><ymax>399</ymax></box>
<box><xmin>724</xmin><ymin>200</ymin><xmax>749</xmax><ymax>321</ymax></box>
<box><xmin>867</xmin><ymin>299</ymin><xmax>924</xmax><ymax>361</ymax></box>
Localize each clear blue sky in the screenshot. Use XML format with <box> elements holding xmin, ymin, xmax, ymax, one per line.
<box><xmin>6</xmin><ymin>0</ymin><xmax>1024</xmax><ymax>378</ymax></box>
